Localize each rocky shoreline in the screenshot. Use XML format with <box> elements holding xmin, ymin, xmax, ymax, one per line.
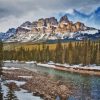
<box><xmin>37</xmin><ymin>64</ymin><xmax>100</xmax><ymax>76</ymax></box>
<box><xmin>3</xmin><ymin>68</ymin><xmax>73</xmax><ymax>100</ymax></box>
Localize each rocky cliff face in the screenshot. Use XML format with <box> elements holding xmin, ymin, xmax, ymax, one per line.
<box><xmin>59</xmin><ymin>15</ymin><xmax>69</xmax><ymax>23</ymax></box>
<box><xmin>16</xmin><ymin>15</ymin><xmax>87</xmax><ymax>35</ymax></box>
<box><xmin>5</xmin><ymin>15</ymin><xmax>99</xmax><ymax>43</ymax></box>
<box><xmin>16</xmin><ymin>27</ymin><xmax>30</xmax><ymax>35</ymax></box>
<box><xmin>21</xmin><ymin>21</ymin><xmax>32</xmax><ymax>28</ymax></box>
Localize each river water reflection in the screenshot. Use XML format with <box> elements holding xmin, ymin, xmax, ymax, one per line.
<box><xmin>4</xmin><ymin>63</ymin><xmax>100</xmax><ymax>100</ymax></box>
<box><xmin>35</xmin><ymin>65</ymin><xmax>100</xmax><ymax>100</ymax></box>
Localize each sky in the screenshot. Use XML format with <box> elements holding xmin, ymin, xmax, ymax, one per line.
<box><xmin>0</xmin><ymin>0</ymin><xmax>100</xmax><ymax>32</ymax></box>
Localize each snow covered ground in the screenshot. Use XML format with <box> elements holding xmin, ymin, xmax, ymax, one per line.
<box><xmin>37</xmin><ymin>63</ymin><xmax>100</xmax><ymax>71</ymax></box>
<box><xmin>25</xmin><ymin>61</ymin><xmax>36</xmax><ymax>64</ymax></box>
<box><xmin>2</xmin><ymin>67</ymin><xmax>20</xmax><ymax>70</ymax></box>
<box><xmin>1</xmin><ymin>79</ymin><xmax>42</xmax><ymax>100</ymax></box>
<box><xmin>3</xmin><ymin>60</ymin><xmax>100</xmax><ymax>71</ymax></box>
<box><xmin>80</xmin><ymin>29</ymin><xmax>99</xmax><ymax>35</ymax></box>
<box><xmin>18</xmin><ymin>76</ymin><xmax>32</xmax><ymax>79</ymax></box>
<box><xmin>37</xmin><ymin>63</ymin><xmax>56</xmax><ymax>68</ymax></box>
<box><xmin>62</xmin><ymin>64</ymin><xmax>100</xmax><ymax>70</ymax></box>
<box><xmin>6</xmin><ymin>80</ymin><xmax>26</xmax><ymax>86</ymax></box>
<box><xmin>15</xmin><ymin>89</ymin><xmax>42</xmax><ymax>100</ymax></box>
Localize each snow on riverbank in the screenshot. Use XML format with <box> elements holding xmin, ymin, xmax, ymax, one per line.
<box><xmin>37</xmin><ymin>63</ymin><xmax>100</xmax><ymax>71</ymax></box>
<box><xmin>1</xmin><ymin>82</ymin><xmax>42</xmax><ymax>100</ymax></box>
<box><xmin>3</xmin><ymin>60</ymin><xmax>100</xmax><ymax>71</ymax></box>
<box><xmin>37</xmin><ymin>63</ymin><xmax>56</xmax><ymax>68</ymax></box>
<box><xmin>2</xmin><ymin>67</ymin><xmax>20</xmax><ymax>70</ymax></box>
<box><xmin>18</xmin><ymin>76</ymin><xmax>32</xmax><ymax>79</ymax></box>
<box><xmin>3</xmin><ymin>60</ymin><xmax>36</xmax><ymax>64</ymax></box>
<box><xmin>63</xmin><ymin>64</ymin><xmax>100</xmax><ymax>70</ymax></box>
<box><xmin>6</xmin><ymin>80</ymin><xmax>26</xmax><ymax>86</ymax></box>
<box><xmin>1</xmin><ymin>83</ymin><xmax>8</xmax><ymax>97</ymax></box>
<box><xmin>15</xmin><ymin>89</ymin><xmax>42</xmax><ymax>100</ymax></box>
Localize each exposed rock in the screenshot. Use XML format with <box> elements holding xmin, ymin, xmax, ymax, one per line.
<box><xmin>37</xmin><ymin>18</ymin><xmax>46</xmax><ymax>27</ymax></box>
<box><xmin>5</xmin><ymin>82</ymin><xmax>20</xmax><ymax>91</ymax></box>
<box><xmin>59</xmin><ymin>15</ymin><xmax>69</xmax><ymax>23</ymax></box>
<box><xmin>6</xmin><ymin>15</ymin><xmax>98</xmax><ymax>42</ymax></box>
<box><xmin>3</xmin><ymin>68</ymin><xmax>73</xmax><ymax>100</ymax></box>
<box><xmin>45</xmin><ymin>17</ymin><xmax>58</xmax><ymax>26</ymax></box>
<box><xmin>56</xmin><ymin>80</ymin><xmax>63</xmax><ymax>86</ymax></box>
<box><xmin>75</xmin><ymin>22</ymin><xmax>85</xmax><ymax>31</ymax></box>
<box><xmin>32</xmin><ymin>21</ymin><xmax>38</xmax><ymax>27</ymax></box>
<box><xmin>16</xmin><ymin>27</ymin><xmax>30</xmax><ymax>34</ymax></box>
<box><xmin>21</xmin><ymin>21</ymin><xmax>32</xmax><ymax>27</ymax></box>
<box><xmin>12</xmin><ymin>16</ymin><xmax>92</xmax><ymax>35</ymax></box>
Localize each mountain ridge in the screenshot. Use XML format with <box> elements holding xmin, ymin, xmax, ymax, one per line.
<box><xmin>6</xmin><ymin>17</ymin><xmax>100</xmax><ymax>43</ymax></box>
<box><xmin>0</xmin><ymin>28</ymin><xmax>16</xmax><ymax>41</ymax></box>
<box><xmin>0</xmin><ymin>13</ymin><xmax>99</xmax><ymax>43</ymax></box>
<box><xmin>59</xmin><ymin>7</ymin><xmax>100</xmax><ymax>29</ymax></box>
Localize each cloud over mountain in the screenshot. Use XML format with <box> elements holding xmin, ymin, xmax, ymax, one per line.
<box><xmin>0</xmin><ymin>0</ymin><xmax>99</xmax><ymax>32</ymax></box>
<box><xmin>57</xmin><ymin>7</ymin><xmax>100</xmax><ymax>29</ymax></box>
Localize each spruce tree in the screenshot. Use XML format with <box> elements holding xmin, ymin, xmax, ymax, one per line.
<box><xmin>55</xmin><ymin>39</ymin><xmax>63</xmax><ymax>63</ymax></box>
<box><xmin>45</xmin><ymin>46</ymin><xmax>50</xmax><ymax>62</ymax></box>
<box><xmin>0</xmin><ymin>83</ymin><xmax>3</xmax><ymax>100</ymax></box>
<box><xmin>68</xmin><ymin>42</ymin><xmax>73</xmax><ymax>65</ymax></box>
<box><xmin>5</xmin><ymin>85</ymin><xmax>18</xmax><ymax>100</ymax></box>
<box><xmin>0</xmin><ymin>41</ymin><xmax>3</xmax><ymax>76</ymax></box>
<box><xmin>0</xmin><ymin>41</ymin><xmax>3</xmax><ymax>100</ymax></box>
<box><xmin>96</xmin><ymin>44</ymin><xmax>100</xmax><ymax>65</ymax></box>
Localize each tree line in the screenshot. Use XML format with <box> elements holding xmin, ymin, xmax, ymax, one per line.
<box><xmin>3</xmin><ymin>40</ymin><xmax>100</xmax><ymax>66</ymax></box>
<box><xmin>0</xmin><ymin>41</ymin><xmax>3</xmax><ymax>100</ymax></box>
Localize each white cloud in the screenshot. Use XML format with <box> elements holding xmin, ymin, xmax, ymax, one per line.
<box><xmin>0</xmin><ymin>0</ymin><xmax>99</xmax><ymax>32</ymax></box>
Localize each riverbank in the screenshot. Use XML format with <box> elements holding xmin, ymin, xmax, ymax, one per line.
<box><xmin>3</xmin><ymin>60</ymin><xmax>100</xmax><ymax>76</ymax></box>
<box><xmin>2</xmin><ymin>67</ymin><xmax>73</xmax><ymax>100</ymax></box>
<box><xmin>37</xmin><ymin>63</ymin><xmax>100</xmax><ymax>76</ymax></box>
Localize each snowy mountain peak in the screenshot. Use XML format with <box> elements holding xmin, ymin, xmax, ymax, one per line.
<box><xmin>6</xmin><ymin>28</ymin><xmax>16</xmax><ymax>33</ymax></box>
<box><xmin>0</xmin><ymin>28</ymin><xmax>16</xmax><ymax>41</ymax></box>
<box><xmin>20</xmin><ymin>21</ymin><xmax>32</xmax><ymax>27</ymax></box>
<box><xmin>2</xmin><ymin>13</ymin><xmax>100</xmax><ymax>43</ymax></box>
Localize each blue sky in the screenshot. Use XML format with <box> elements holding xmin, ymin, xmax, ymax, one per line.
<box><xmin>0</xmin><ymin>0</ymin><xmax>100</xmax><ymax>32</ymax></box>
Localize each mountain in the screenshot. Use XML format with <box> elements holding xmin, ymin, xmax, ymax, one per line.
<box><xmin>60</xmin><ymin>7</ymin><xmax>100</xmax><ymax>29</ymax></box>
<box><xmin>5</xmin><ymin>15</ymin><xmax>100</xmax><ymax>43</ymax></box>
<box><xmin>0</xmin><ymin>28</ymin><xmax>16</xmax><ymax>41</ymax></box>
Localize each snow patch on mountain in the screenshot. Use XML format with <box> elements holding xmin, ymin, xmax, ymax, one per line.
<box><xmin>0</xmin><ymin>28</ymin><xmax>16</xmax><ymax>41</ymax></box>
<box><xmin>80</xmin><ymin>29</ymin><xmax>99</xmax><ymax>35</ymax></box>
<box><xmin>5</xmin><ymin>28</ymin><xmax>100</xmax><ymax>43</ymax></box>
<box><xmin>20</xmin><ymin>26</ymin><xmax>31</xmax><ymax>30</ymax></box>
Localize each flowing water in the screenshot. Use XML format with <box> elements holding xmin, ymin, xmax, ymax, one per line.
<box><xmin>3</xmin><ymin>63</ymin><xmax>100</xmax><ymax>100</ymax></box>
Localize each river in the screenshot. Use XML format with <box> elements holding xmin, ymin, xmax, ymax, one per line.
<box><xmin>4</xmin><ymin>62</ymin><xmax>100</xmax><ymax>100</ymax></box>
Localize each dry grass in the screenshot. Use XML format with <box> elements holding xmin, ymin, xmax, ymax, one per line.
<box><xmin>3</xmin><ymin>40</ymin><xmax>99</xmax><ymax>51</ymax></box>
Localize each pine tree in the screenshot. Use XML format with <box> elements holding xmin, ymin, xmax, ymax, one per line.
<box><xmin>90</xmin><ymin>41</ymin><xmax>94</xmax><ymax>64</ymax></box>
<box><xmin>86</xmin><ymin>40</ymin><xmax>92</xmax><ymax>66</ymax></box>
<box><xmin>5</xmin><ymin>85</ymin><xmax>18</xmax><ymax>100</ymax></box>
<box><xmin>73</xmin><ymin>42</ymin><xmax>80</xmax><ymax>64</ymax></box>
<box><xmin>41</xmin><ymin>43</ymin><xmax>47</xmax><ymax>63</ymax></box>
<box><xmin>55</xmin><ymin>39</ymin><xmax>63</xmax><ymax>63</ymax></box>
<box><xmin>81</xmin><ymin>41</ymin><xmax>87</xmax><ymax>66</ymax></box>
<box><xmin>45</xmin><ymin>46</ymin><xmax>50</xmax><ymax>62</ymax></box>
<box><xmin>2</xmin><ymin>40</ymin><xmax>100</xmax><ymax>66</ymax></box>
<box><xmin>65</xmin><ymin>46</ymin><xmax>69</xmax><ymax>64</ymax></box>
<box><xmin>96</xmin><ymin>43</ymin><xmax>100</xmax><ymax>65</ymax></box>
<box><xmin>0</xmin><ymin>41</ymin><xmax>3</xmax><ymax>76</ymax></box>
<box><xmin>0</xmin><ymin>83</ymin><xmax>3</xmax><ymax>100</ymax></box>
<box><xmin>68</xmin><ymin>42</ymin><xmax>73</xmax><ymax>65</ymax></box>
